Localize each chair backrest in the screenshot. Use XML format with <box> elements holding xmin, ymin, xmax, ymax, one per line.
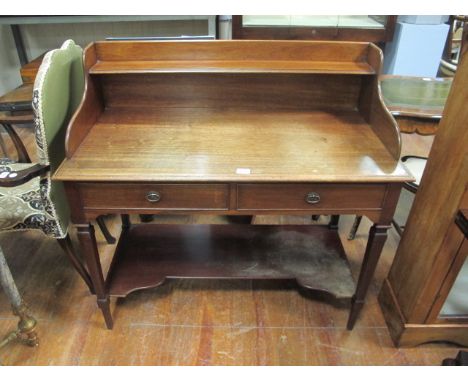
<box><xmin>31</xmin><ymin>40</ymin><xmax>84</xmax><ymax>237</ymax></box>
<box><xmin>32</xmin><ymin>40</ymin><xmax>84</xmax><ymax>171</ymax></box>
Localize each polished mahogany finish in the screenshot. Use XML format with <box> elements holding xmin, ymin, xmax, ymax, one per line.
<box><xmin>0</xmin><ymin>163</ymin><xmax>49</xmax><ymax>187</ymax></box>
<box><xmin>0</xmin><ymin>84</ymin><xmax>34</xmax><ymax>112</ymax></box>
<box><xmin>79</xmin><ymin>183</ymin><xmax>230</xmax><ymax>212</ymax></box>
<box><xmin>236</xmin><ymin>183</ymin><xmax>387</xmax><ymax>212</ymax></box>
<box><xmin>53</xmin><ymin>40</ymin><xmax>412</xmax><ymax>330</ymax></box>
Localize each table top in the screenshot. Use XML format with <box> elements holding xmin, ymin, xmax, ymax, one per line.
<box><xmin>0</xmin><ymin>54</ymin><xmax>43</xmax><ymax>113</ymax></box>
<box><xmin>381</xmin><ymin>75</ymin><xmax>452</xmax><ymax>119</ymax></box>
<box><xmin>0</xmin><ymin>110</ymin><xmax>34</xmax><ymax>124</ymax></box>
<box><xmin>0</xmin><ymin>84</ymin><xmax>33</xmax><ymax>112</ymax></box>
<box><xmin>54</xmin><ymin>107</ymin><xmax>411</xmax><ymax>183</ymax></box>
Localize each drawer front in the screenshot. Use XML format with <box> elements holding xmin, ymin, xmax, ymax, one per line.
<box><xmin>237</xmin><ymin>183</ymin><xmax>387</xmax><ymax>211</ymax></box>
<box><xmin>80</xmin><ymin>183</ymin><xmax>229</xmax><ymax>211</ymax></box>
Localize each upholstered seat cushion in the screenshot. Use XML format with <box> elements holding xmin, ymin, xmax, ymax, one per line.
<box><xmin>0</xmin><ymin>158</ymin><xmax>61</xmax><ymax>235</ymax></box>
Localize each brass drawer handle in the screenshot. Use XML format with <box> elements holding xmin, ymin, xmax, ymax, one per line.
<box><xmin>146</xmin><ymin>191</ymin><xmax>161</xmax><ymax>203</ymax></box>
<box><xmin>305</xmin><ymin>192</ymin><xmax>320</xmax><ymax>204</ymax></box>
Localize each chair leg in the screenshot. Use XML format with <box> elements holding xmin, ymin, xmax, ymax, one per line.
<box><xmin>226</xmin><ymin>215</ymin><xmax>254</xmax><ymax>224</ymax></box>
<box><xmin>121</xmin><ymin>214</ymin><xmax>131</xmax><ymax>229</ymax></box>
<box><xmin>348</xmin><ymin>216</ymin><xmax>363</xmax><ymax>240</ymax></box>
<box><xmin>96</xmin><ymin>215</ymin><xmax>116</xmax><ymax>244</ymax></box>
<box><xmin>139</xmin><ymin>214</ymin><xmax>154</xmax><ymax>223</ymax></box>
<box><xmin>0</xmin><ymin>131</ymin><xmax>8</xmax><ymax>157</ymax></box>
<box><xmin>328</xmin><ymin>215</ymin><xmax>340</xmax><ymax>230</ymax></box>
<box><xmin>0</xmin><ymin>246</ymin><xmax>38</xmax><ymax>351</ymax></box>
<box><xmin>57</xmin><ymin>234</ymin><xmax>95</xmax><ymax>294</ymax></box>
<box><xmin>392</xmin><ymin>219</ymin><xmax>404</xmax><ymax>236</ymax></box>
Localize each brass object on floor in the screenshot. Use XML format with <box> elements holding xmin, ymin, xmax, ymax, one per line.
<box><xmin>0</xmin><ymin>302</ymin><xmax>38</xmax><ymax>349</ymax></box>
<box><xmin>0</xmin><ymin>245</ymin><xmax>38</xmax><ymax>361</ymax></box>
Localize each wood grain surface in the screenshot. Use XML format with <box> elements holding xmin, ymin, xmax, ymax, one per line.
<box><xmin>90</xmin><ymin>59</ymin><xmax>375</xmax><ymax>75</ymax></box>
<box><xmin>19</xmin><ymin>54</ymin><xmax>44</xmax><ymax>84</ymax></box>
<box><xmin>0</xmin><ymin>84</ymin><xmax>34</xmax><ymax>112</ymax></box>
<box><xmin>93</xmin><ymin>40</ymin><xmax>373</xmax><ymax>68</ymax></box>
<box><xmin>99</xmin><ymin>73</ymin><xmax>363</xmax><ymax>111</ymax></box>
<box><xmin>55</xmin><ymin>108</ymin><xmax>410</xmax><ymax>183</ymax></box>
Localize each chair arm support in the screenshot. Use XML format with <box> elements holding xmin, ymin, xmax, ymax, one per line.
<box><xmin>0</xmin><ymin>164</ymin><xmax>50</xmax><ymax>187</ymax></box>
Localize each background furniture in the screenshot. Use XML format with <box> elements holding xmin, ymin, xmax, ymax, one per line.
<box><xmin>442</xmin><ymin>351</ymin><xmax>468</xmax><ymax>366</ymax></box>
<box><xmin>0</xmin><ymin>41</ymin><xmax>119</xmax><ymax>348</ymax></box>
<box><xmin>0</xmin><ymin>16</ymin><xmax>217</xmax><ymax>67</ymax></box>
<box><xmin>232</xmin><ymin>15</ymin><xmax>396</xmax><ymax>43</ymax></box>
<box><xmin>379</xmin><ymin>75</ymin><xmax>452</xmax><ymax>134</ymax></box>
<box><xmin>0</xmin><ymin>54</ymin><xmax>43</xmax><ymax>161</ymax></box>
<box><xmin>383</xmin><ymin>19</ymin><xmax>450</xmax><ymax>77</ymax></box>
<box><xmin>0</xmin><ymin>112</ymin><xmax>33</xmax><ymax>162</ymax></box>
<box><xmin>0</xmin><ymin>48</ymin><xmax>115</xmax><ymax>245</ymax></box>
<box><xmin>347</xmin><ymin>74</ymin><xmax>451</xmax><ymax>240</ymax></box>
<box><xmin>378</xmin><ymin>44</ymin><xmax>468</xmax><ymax>347</ymax></box>
<box><xmin>0</xmin><ymin>245</ymin><xmax>38</xmax><ymax>356</ymax></box>
<box><xmin>54</xmin><ymin>40</ymin><xmax>411</xmax><ymax>330</ymax></box>
<box><xmin>439</xmin><ymin>15</ymin><xmax>468</xmax><ymax>77</ymax></box>
<box><xmin>0</xmin><ymin>42</ymin><xmax>95</xmax><ymax>317</ymax></box>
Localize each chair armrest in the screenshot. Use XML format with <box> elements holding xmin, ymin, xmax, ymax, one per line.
<box><xmin>0</xmin><ymin>164</ymin><xmax>50</xmax><ymax>187</ymax></box>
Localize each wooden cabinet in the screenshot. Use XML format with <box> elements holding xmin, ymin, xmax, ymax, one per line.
<box><xmin>378</xmin><ymin>44</ymin><xmax>468</xmax><ymax>347</ymax></box>
<box><xmin>53</xmin><ymin>40</ymin><xmax>412</xmax><ymax>330</ymax></box>
<box><xmin>232</xmin><ymin>16</ymin><xmax>397</xmax><ymax>43</ymax></box>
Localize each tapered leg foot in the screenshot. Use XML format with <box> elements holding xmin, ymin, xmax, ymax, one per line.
<box><xmin>347</xmin><ymin>223</ymin><xmax>390</xmax><ymax>330</ymax></box>
<box><xmin>76</xmin><ymin>224</ymin><xmax>112</xmax><ymax>329</ymax></box>
<box><xmin>97</xmin><ymin>297</ymin><xmax>113</xmax><ymax>330</ymax></box>
<box><xmin>347</xmin><ymin>296</ymin><xmax>364</xmax><ymax>330</ymax></box>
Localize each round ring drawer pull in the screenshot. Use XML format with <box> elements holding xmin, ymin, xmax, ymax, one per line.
<box><xmin>305</xmin><ymin>192</ymin><xmax>320</xmax><ymax>204</ymax></box>
<box><xmin>146</xmin><ymin>191</ymin><xmax>161</xmax><ymax>203</ymax></box>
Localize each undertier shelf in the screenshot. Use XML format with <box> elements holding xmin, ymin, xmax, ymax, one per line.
<box><xmin>105</xmin><ymin>224</ymin><xmax>356</xmax><ymax>299</ymax></box>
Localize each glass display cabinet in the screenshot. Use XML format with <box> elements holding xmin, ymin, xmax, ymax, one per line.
<box><xmin>232</xmin><ymin>15</ymin><xmax>397</xmax><ymax>43</ymax></box>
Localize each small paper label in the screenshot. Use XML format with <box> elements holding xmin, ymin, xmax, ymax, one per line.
<box><xmin>236</xmin><ymin>168</ymin><xmax>251</xmax><ymax>175</ymax></box>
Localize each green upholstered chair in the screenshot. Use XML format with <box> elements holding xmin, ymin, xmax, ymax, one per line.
<box><xmin>0</xmin><ymin>41</ymin><xmax>115</xmax><ymax>350</ymax></box>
